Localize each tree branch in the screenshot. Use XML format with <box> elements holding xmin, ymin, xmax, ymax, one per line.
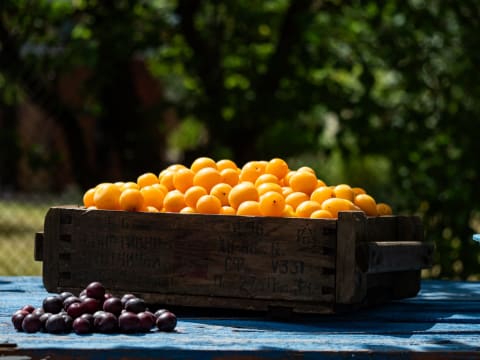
<box><xmin>257</xmin><ymin>0</ymin><xmax>314</xmax><ymax>101</ymax></box>
<box><xmin>175</xmin><ymin>0</ymin><xmax>223</xmax><ymax>101</ymax></box>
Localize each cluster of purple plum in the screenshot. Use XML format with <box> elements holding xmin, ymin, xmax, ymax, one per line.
<box><xmin>11</xmin><ymin>281</ymin><xmax>177</xmax><ymax>334</ymax></box>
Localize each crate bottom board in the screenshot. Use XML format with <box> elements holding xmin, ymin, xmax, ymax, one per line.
<box><xmin>45</xmin><ymin>269</ymin><xmax>421</xmax><ymax>316</ymax></box>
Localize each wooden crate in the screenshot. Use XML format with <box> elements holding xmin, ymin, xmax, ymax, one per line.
<box><xmin>35</xmin><ymin>206</ymin><xmax>433</xmax><ymax>314</ymax></box>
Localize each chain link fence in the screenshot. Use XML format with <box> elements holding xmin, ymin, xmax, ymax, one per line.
<box><xmin>0</xmin><ymin>191</ymin><xmax>81</xmax><ymax>275</ymax></box>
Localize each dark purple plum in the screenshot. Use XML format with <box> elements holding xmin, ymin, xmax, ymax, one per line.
<box><xmin>80</xmin><ymin>313</ymin><xmax>94</xmax><ymax>325</ymax></box>
<box><xmin>93</xmin><ymin>312</ymin><xmax>118</xmax><ymax>333</ymax></box>
<box><xmin>45</xmin><ymin>313</ymin><xmax>67</xmax><ymax>333</ymax></box>
<box><xmin>138</xmin><ymin>311</ymin><xmax>156</xmax><ymax>332</ymax></box>
<box><xmin>63</xmin><ymin>296</ymin><xmax>81</xmax><ymax>310</ymax></box>
<box><xmin>12</xmin><ymin>309</ymin><xmax>29</xmax><ymax>318</ymax></box>
<box><xmin>154</xmin><ymin>309</ymin><xmax>168</xmax><ymax>318</ymax></box>
<box><xmin>125</xmin><ymin>298</ymin><xmax>146</xmax><ymax>314</ymax></box>
<box><xmin>103</xmin><ymin>297</ymin><xmax>123</xmax><ymax>316</ymax></box>
<box><xmin>82</xmin><ymin>297</ymin><xmax>101</xmax><ymax>314</ymax></box>
<box><xmin>121</xmin><ymin>294</ymin><xmax>137</xmax><ymax>307</ymax></box>
<box><xmin>85</xmin><ymin>282</ymin><xmax>105</xmax><ymax>300</ymax></box>
<box><xmin>156</xmin><ymin>311</ymin><xmax>177</xmax><ymax>332</ymax></box>
<box><xmin>21</xmin><ymin>304</ymin><xmax>35</xmax><ymax>313</ymax></box>
<box><xmin>22</xmin><ymin>314</ymin><xmax>42</xmax><ymax>333</ymax></box>
<box><xmin>42</xmin><ymin>295</ymin><xmax>63</xmax><ymax>314</ymax></box>
<box><xmin>67</xmin><ymin>302</ymin><xmax>84</xmax><ymax>319</ymax></box>
<box><xmin>104</xmin><ymin>293</ymin><xmax>113</xmax><ymax>301</ymax></box>
<box><xmin>62</xmin><ymin>314</ymin><xmax>73</xmax><ymax>332</ymax></box>
<box><xmin>39</xmin><ymin>313</ymin><xmax>52</xmax><ymax>331</ymax></box>
<box><xmin>73</xmin><ymin>317</ymin><xmax>92</xmax><ymax>334</ymax></box>
<box><xmin>59</xmin><ymin>291</ymin><xmax>75</xmax><ymax>301</ymax></box>
<box><xmin>118</xmin><ymin>312</ymin><xmax>141</xmax><ymax>333</ymax></box>
<box><xmin>31</xmin><ymin>307</ymin><xmax>45</xmax><ymax>317</ymax></box>
<box><xmin>11</xmin><ymin>312</ymin><xmax>27</xmax><ymax>331</ymax></box>
<box><xmin>93</xmin><ymin>310</ymin><xmax>106</xmax><ymax>319</ymax></box>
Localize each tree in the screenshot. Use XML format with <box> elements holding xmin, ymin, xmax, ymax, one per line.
<box><xmin>1</xmin><ymin>0</ymin><xmax>480</xmax><ymax>279</ymax></box>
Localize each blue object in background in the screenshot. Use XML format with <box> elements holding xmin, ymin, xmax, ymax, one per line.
<box><xmin>473</xmin><ymin>234</ymin><xmax>480</xmax><ymax>243</ymax></box>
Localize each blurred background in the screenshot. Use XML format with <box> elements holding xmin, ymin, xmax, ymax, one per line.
<box><xmin>1</xmin><ymin>0</ymin><xmax>479</xmax><ymax>279</ymax></box>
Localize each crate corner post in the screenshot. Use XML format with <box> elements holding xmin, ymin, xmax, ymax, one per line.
<box><xmin>40</xmin><ymin>207</ymin><xmax>64</xmax><ymax>293</ymax></box>
<box><xmin>335</xmin><ymin>211</ymin><xmax>367</xmax><ymax>307</ymax></box>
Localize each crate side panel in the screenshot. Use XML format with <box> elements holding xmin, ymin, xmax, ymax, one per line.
<box><xmin>365</xmin><ymin>216</ymin><xmax>398</xmax><ymax>242</ymax></box>
<box><xmin>396</xmin><ymin>216</ymin><xmax>424</xmax><ymax>242</ymax></box>
<box><xmin>54</xmin><ymin>208</ymin><xmax>337</xmax><ymax>305</ymax></box>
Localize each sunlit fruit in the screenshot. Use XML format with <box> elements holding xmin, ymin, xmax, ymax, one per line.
<box><xmin>255</xmin><ymin>173</ymin><xmax>280</xmax><ymax>187</ymax></box>
<box><xmin>94</xmin><ymin>183</ymin><xmax>121</xmax><ymax>210</ymax></box>
<box><xmin>265</xmin><ymin>158</ymin><xmax>289</xmax><ymax>180</ymax></box>
<box><xmin>310</xmin><ymin>209</ymin><xmax>333</xmax><ymax>219</ymax></box>
<box><xmin>289</xmin><ymin>171</ymin><xmax>318</xmax><ymax>195</ymax></box>
<box><xmin>216</xmin><ymin>159</ymin><xmax>238</xmax><ymax>171</ymax></box>
<box><xmin>295</xmin><ymin>200</ymin><xmax>322</xmax><ymax>218</ymax></box>
<box><xmin>196</xmin><ymin>194</ymin><xmax>222</xmax><ymax>214</ymax></box>
<box><xmin>310</xmin><ymin>186</ymin><xmax>334</xmax><ymax>205</ymax></box>
<box><xmin>83</xmin><ymin>156</ymin><xmax>397</xmax><ymax>219</ymax></box>
<box><xmin>210</xmin><ymin>183</ymin><xmax>232</xmax><ymax>206</ymax></box>
<box><xmin>140</xmin><ymin>185</ymin><xmax>165</xmax><ymax>210</ymax></box>
<box><xmin>191</xmin><ymin>157</ymin><xmax>217</xmax><ymax>173</ymax></box>
<box><xmin>228</xmin><ymin>182</ymin><xmax>259</xmax><ymax>209</ymax></box>
<box><xmin>334</xmin><ymin>184</ymin><xmax>355</xmax><ymax>201</ymax></box>
<box><xmin>83</xmin><ymin>188</ymin><xmax>95</xmax><ymax>207</ymax></box>
<box><xmin>256</xmin><ymin>182</ymin><xmax>283</xmax><ymax>196</ymax></box>
<box><xmin>377</xmin><ymin>203</ymin><xmax>393</xmax><ymax>216</ymax></box>
<box><xmin>184</xmin><ymin>185</ymin><xmax>208</xmax><ymax>209</ymax></box>
<box><xmin>159</xmin><ymin>170</ymin><xmax>176</xmax><ymax>191</ymax></box>
<box><xmin>163</xmin><ymin>190</ymin><xmax>186</xmax><ymax>213</ymax></box>
<box><xmin>220</xmin><ymin>168</ymin><xmax>240</xmax><ymax>187</ymax></box>
<box><xmin>173</xmin><ymin>168</ymin><xmax>195</xmax><ymax>193</ymax></box>
<box><xmin>321</xmin><ymin>198</ymin><xmax>355</xmax><ymax>218</ymax></box>
<box><xmin>354</xmin><ymin>194</ymin><xmax>378</xmax><ymax>216</ymax></box>
<box><xmin>193</xmin><ymin>167</ymin><xmax>222</xmax><ymax>193</ymax></box>
<box><xmin>119</xmin><ymin>189</ymin><xmax>144</xmax><ymax>211</ymax></box>
<box><xmin>137</xmin><ymin>172</ymin><xmax>159</xmax><ymax>188</ymax></box>
<box><xmin>285</xmin><ymin>192</ymin><xmax>309</xmax><ymax>211</ymax></box>
<box><xmin>259</xmin><ymin>191</ymin><xmax>285</xmax><ymax>217</ymax></box>
<box><xmin>236</xmin><ymin>200</ymin><xmax>262</xmax><ymax>216</ymax></box>
<box><xmin>239</xmin><ymin>161</ymin><xmax>265</xmax><ymax>183</ymax></box>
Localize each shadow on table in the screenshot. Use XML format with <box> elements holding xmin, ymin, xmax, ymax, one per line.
<box><xmin>174</xmin><ymin>292</ymin><xmax>480</xmax><ymax>341</ymax></box>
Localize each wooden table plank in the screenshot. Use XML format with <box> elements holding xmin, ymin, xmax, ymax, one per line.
<box><xmin>1</xmin><ymin>276</ymin><xmax>479</xmax><ymax>359</ymax></box>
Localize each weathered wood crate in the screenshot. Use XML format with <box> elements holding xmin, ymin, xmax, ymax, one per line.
<box><xmin>35</xmin><ymin>206</ymin><xmax>433</xmax><ymax>314</ymax></box>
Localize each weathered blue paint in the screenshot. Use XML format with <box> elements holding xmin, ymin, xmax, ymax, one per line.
<box><xmin>1</xmin><ymin>277</ymin><xmax>479</xmax><ymax>359</ymax></box>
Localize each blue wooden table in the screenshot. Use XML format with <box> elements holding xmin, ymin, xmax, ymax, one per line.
<box><xmin>1</xmin><ymin>276</ymin><xmax>479</xmax><ymax>359</ymax></box>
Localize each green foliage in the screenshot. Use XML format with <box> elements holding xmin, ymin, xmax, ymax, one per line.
<box><xmin>1</xmin><ymin>0</ymin><xmax>480</xmax><ymax>279</ymax></box>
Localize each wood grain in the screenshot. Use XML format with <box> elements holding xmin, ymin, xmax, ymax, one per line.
<box><xmin>37</xmin><ymin>207</ymin><xmax>431</xmax><ymax>314</ymax></box>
